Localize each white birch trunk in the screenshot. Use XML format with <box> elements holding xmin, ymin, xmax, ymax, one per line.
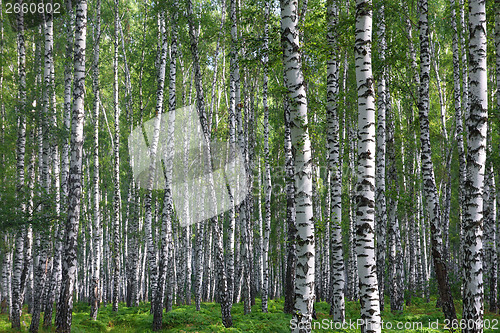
<box><xmin>90</xmin><ymin>0</ymin><xmax>101</xmax><ymax>319</ymax></box>
<box><xmin>354</xmin><ymin>1</ymin><xmax>381</xmax><ymax>331</ymax></box>
<box><xmin>417</xmin><ymin>0</ymin><xmax>457</xmax><ymax>322</ymax></box>
<box><xmin>111</xmin><ymin>0</ymin><xmax>121</xmax><ymax>312</ymax></box>
<box><xmin>326</xmin><ymin>0</ymin><xmax>345</xmax><ymax>322</ymax></box>
<box><xmin>55</xmin><ymin>1</ymin><xmax>87</xmax><ymax>330</ymax></box>
<box><xmin>463</xmin><ymin>1</ymin><xmax>488</xmax><ymax>331</ymax></box>
<box><xmin>281</xmin><ymin>0</ymin><xmax>315</xmax><ymax>330</ymax></box>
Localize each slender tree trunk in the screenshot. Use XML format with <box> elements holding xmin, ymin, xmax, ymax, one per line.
<box><xmin>227</xmin><ymin>0</ymin><xmax>240</xmax><ymax>304</ymax></box>
<box><xmin>386</xmin><ymin>109</ymin><xmax>404</xmax><ymax>314</ymax></box>
<box><xmin>144</xmin><ymin>9</ymin><xmax>168</xmax><ymax>314</ymax></box>
<box><xmin>187</xmin><ymin>0</ymin><xmax>233</xmax><ymax>326</ymax></box>
<box><xmin>55</xmin><ymin>1</ymin><xmax>87</xmax><ymax>331</ymax></box>
<box><xmin>449</xmin><ymin>0</ymin><xmax>467</xmax><ymax>280</ymax></box>
<box><xmin>282</xmin><ymin>68</ymin><xmax>297</xmax><ymax>315</ymax></box>
<box><xmin>90</xmin><ymin>0</ymin><xmax>101</xmax><ymax>320</ymax></box>
<box><xmin>112</xmin><ymin>0</ymin><xmax>121</xmax><ymax>313</ymax></box>
<box><xmin>417</xmin><ymin>0</ymin><xmax>457</xmax><ymax>323</ymax></box>
<box><xmin>463</xmin><ymin>1</ymin><xmax>488</xmax><ymax>331</ymax></box>
<box><xmin>354</xmin><ymin>1</ymin><xmax>381</xmax><ymax>332</ymax></box>
<box><xmin>45</xmin><ymin>5</ymin><xmax>63</xmax><ymax>322</ymax></box>
<box><xmin>374</xmin><ymin>0</ymin><xmax>387</xmax><ymax>313</ymax></box>
<box><xmin>326</xmin><ymin>0</ymin><xmax>345</xmax><ymax>322</ymax></box>
<box><xmin>11</xmin><ymin>6</ymin><xmax>27</xmax><ymax>330</ymax></box>
<box><xmin>261</xmin><ymin>0</ymin><xmax>273</xmax><ymax>314</ymax></box>
<box><xmin>152</xmin><ymin>97</ymin><xmax>175</xmax><ymax>329</ymax></box>
<box><xmin>281</xmin><ymin>0</ymin><xmax>315</xmax><ymax>330</ymax></box>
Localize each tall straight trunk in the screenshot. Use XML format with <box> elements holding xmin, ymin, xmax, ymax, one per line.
<box><xmin>166</xmin><ymin>2</ymin><xmax>180</xmax><ymax>314</ymax></box>
<box><xmin>0</xmin><ymin>3</ymin><xmax>9</xmax><ymax>318</ymax></box>
<box><xmin>112</xmin><ymin>0</ymin><xmax>121</xmax><ymax>312</ymax></box>
<box><xmin>144</xmin><ymin>9</ymin><xmax>168</xmax><ymax>314</ymax></box>
<box><xmin>55</xmin><ymin>1</ymin><xmax>87</xmax><ymax>331</ymax></box>
<box><xmin>11</xmin><ymin>7</ymin><xmax>27</xmax><ymax>330</ymax></box>
<box><xmin>240</xmin><ymin>69</ymin><xmax>251</xmax><ymax>315</ymax></box>
<box><xmin>463</xmin><ymin>1</ymin><xmax>488</xmax><ymax>331</ymax></box>
<box><xmin>326</xmin><ymin>0</ymin><xmax>345</xmax><ymax>322</ymax></box>
<box><xmin>40</xmin><ymin>4</ymin><xmax>62</xmax><ymax>326</ymax></box>
<box><xmin>31</xmin><ymin>13</ymin><xmax>55</xmax><ymax>331</ymax></box>
<box><xmin>374</xmin><ymin>0</ymin><xmax>387</xmax><ymax>312</ymax></box>
<box><xmin>417</xmin><ymin>0</ymin><xmax>457</xmax><ymax>323</ymax></box>
<box><xmin>280</xmin><ymin>0</ymin><xmax>314</xmax><ymax>330</ymax></box>
<box><xmin>227</xmin><ymin>0</ymin><xmax>240</xmax><ymax>304</ymax></box>
<box><xmin>261</xmin><ymin>0</ymin><xmax>272</xmax><ymax>314</ymax></box>
<box><xmin>459</xmin><ymin>0</ymin><xmax>469</xmax><ymax>283</ymax></box>
<box><xmin>152</xmin><ymin>99</ymin><xmax>175</xmax><ymax>330</ymax></box>
<box><xmin>449</xmin><ymin>0</ymin><xmax>467</xmax><ymax>272</ymax></box>
<box><xmin>354</xmin><ymin>1</ymin><xmax>381</xmax><ymax>332</ymax></box>
<box><xmin>386</xmin><ymin>109</ymin><xmax>404</xmax><ymax>313</ymax></box>
<box><xmin>187</xmin><ymin>0</ymin><xmax>233</xmax><ymax>327</ymax></box>
<box><xmin>283</xmin><ymin>67</ymin><xmax>297</xmax><ymax>315</ymax></box>
<box><xmin>90</xmin><ymin>0</ymin><xmax>101</xmax><ymax>320</ymax></box>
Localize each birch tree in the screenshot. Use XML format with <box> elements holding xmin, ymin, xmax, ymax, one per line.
<box><xmin>55</xmin><ymin>1</ymin><xmax>87</xmax><ymax>331</ymax></box>
<box><xmin>463</xmin><ymin>0</ymin><xmax>488</xmax><ymax>331</ymax></box>
<box><xmin>326</xmin><ymin>0</ymin><xmax>345</xmax><ymax>322</ymax></box>
<box><xmin>90</xmin><ymin>0</ymin><xmax>101</xmax><ymax>320</ymax></box>
<box><xmin>112</xmin><ymin>0</ymin><xmax>121</xmax><ymax>313</ymax></box>
<box><xmin>374</xmin><ymin>0</ymin><xmax>387</xmax><ymax>312</ymax></box>
<box><xmin>261</xmin><ymin>0</ymin><xmax>272</xmax><ymax>314</ymax></box>
<box><xmin>11</xmin><ymin>6</ymin><xmax>27</xmax><ymax>329</ymax></box>
<box><xmin>417</xmin><ymin>0</ymin><xmax>457</xmax><ymax>322</ymax></box>
<box><xmin>354</xmin><ymin>1</ymin><xmax>381</xmax><ymax>332</ymax></box>
<box><xmin>144</xmin><ymin>9</ymin><xmax>168</xmax><ymax>314</ymax></box>
<box><xmin>280</xmin><ymin>0</ymin><xmax>315</xmax><ymax>330</ymax></box>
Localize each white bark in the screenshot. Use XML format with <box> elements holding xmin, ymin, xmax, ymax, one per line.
<box><xmin>55</xmin><ymin>1</ymin><xmax>87</xmax><ymax>330</ymax></box>
<box><xmin>90</xmin><ymin>0</ymin><xmax>101</xmax><ymax>319</ymax></box>
<box><xmin>354</xmin><ymin>1</ymin><xmax>381</xmax><ymax>332</ymax></box>
<box><xmin>281</xmin><ymin>0</ymin><xmax>315</xmax><ymax>330</ymax></box>
<box><xmin>326</xmin><ymin>0</ymin><xmax>345</xmax><ymax>322</ymax></box>
<box><xmin>463</xmin><ymin>1</ymin><xmax>488</xmax><ymax>331</ymax></box>
<box><xmin>417</xmin><ymin>0</ymin><xmax>457</xmax><ymax>322</ymax></box>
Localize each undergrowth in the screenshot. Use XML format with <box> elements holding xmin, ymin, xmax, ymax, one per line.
<box><xmin>0</xmin><ymin>297</ymin><xmax>499</xmax><ymax>332</ymax></box>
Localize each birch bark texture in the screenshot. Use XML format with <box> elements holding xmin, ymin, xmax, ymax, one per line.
<box><xmin>417</xmin><ymin>0</ymin><xmax>457</xmax><ymax>323</ymax></box>
<box><xmin>354</xmin><ymin>1</ymin><xmax>381</xmax><ymax>332</ymax></box>
<box><xmin>261</xmin><ymin>0</ymin><xmax>272</xmax><ymax>314</ymax></box>
<box><xmin>374</xmin><ymin>0</ymin><xmax>387</xmax><ymax>313</ymax></box>
<box><xmin>280</xmin><ymin>0</ymin><xmax>315</xmax><ymax>331</ymax></box>
<box><xmin>112</xmin><ymin>0</ymin><xmax>121</xmax><ymax>313</ymax></box>
<box><xmin>90</xmin><ymin>0</ymin><xmax>101</xmax><ymax>320</ymax></box>
<box><xmin>326</xmin><ymin>0</ymin><xmax>345</xmax><ymax>322</ymax></box>
<box><xmin>11</xmin><ymin>6</ymin><xmax>27</xmax><ymax>329</ymax></box>
<box><xmin>463</xmin><ymin>0</ymin><xmax>488</xmax><ymax>331</ymax></box>
<box><xmin>55</xmin><ymin>1</ymin><xmax>87</xmax><ymax>331</ymax></box>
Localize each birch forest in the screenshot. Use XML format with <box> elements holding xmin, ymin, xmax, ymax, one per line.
<box><xmin>0</xmin><ymin>0</ymin><xmax>500</xmax><ymax>332</ymax></box>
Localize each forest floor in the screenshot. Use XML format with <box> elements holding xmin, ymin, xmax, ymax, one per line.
<box><xmin>0</xmin><ymin>297</ymin><xmax>499</xmax><ymax>332</ymax></box>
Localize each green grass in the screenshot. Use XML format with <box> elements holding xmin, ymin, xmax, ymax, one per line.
<box><xmin>0</xmin><ymin>298</ymin><xmax>499</xmax><ymax>332</ymax></box>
